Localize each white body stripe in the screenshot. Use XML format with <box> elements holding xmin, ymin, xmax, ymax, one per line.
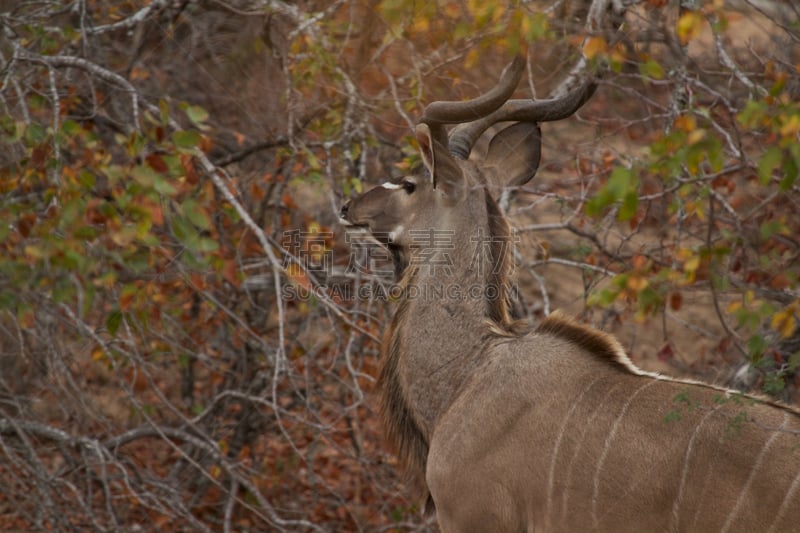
<box><xmin>561</xmin><ymin>382</ymin><xmax>622</xmax><ymax>521</ymax></box>
<box><xmin>670</xmin><ymin>406</ymin><xmax>721</xmax><ymax>531</ymax></box>
<box><xmin>544</xmin><ymin>376</ymin><xmax>602</xmax><ymax>531</ymax></box>
<box><xmin>721</xmin><ymin>412</ymin><xmax>788</xmax><ymax>533</ymax></box>
<box><xmin>592</xmin><ymin>380</ymin><xmax>657</xmax><ymax>527</ymax></box>
<box><xmin>768</xmin><ymin>462</ymin><xmax>800</xmax><ymax>533</ymax></box>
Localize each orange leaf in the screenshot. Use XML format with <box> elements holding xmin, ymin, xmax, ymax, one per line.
<box><xmin>674</xmin><ymin>114</ymin><xmax>696</xmax><ymax>132</ymax></box>
<box><xmin>631</xmin><ymin>254</ymin><xmax>648</xmax><ymax>270</ymax></box>
<box><xmin>626</xmin><ymin>275</ymin><xmax>648</xmax><ymax>292</ymax></box>
<box><xmin>181</xmin><ymin>154</ymin><xmax>199</xmax><ymax>185</ymax></box>
<box><xmin>119</xmin><ymin>285</ymin><xmax>138</xmax><ymax>310</ymax></box>
<box><xmin>91</xmin><ymin>346</ymin><xmax>105</xmax><ymax>362</ymax></box>
<box><xmin>222</xmin><ymin>259</ymin><xmax>240</xmax><ymax>287</ymax></box>
<box><xmin>583</xmin><ymin>36</ymin><xmax>607</xmax><ymax>60</ymax></box>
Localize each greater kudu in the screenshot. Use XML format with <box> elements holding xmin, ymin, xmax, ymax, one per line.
<box><xmin>340</xmin><ymin>56</ymin><xmax>800</xmax><ymax>532</ymax></box>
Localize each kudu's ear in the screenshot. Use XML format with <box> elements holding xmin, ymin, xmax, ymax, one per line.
<box><xmin>415</xmin><ymin>123</ymin><xmax>465</xmax><ymax>200</ymax></box>
<box><xmin>484</xmin><ymin>122</ymin><xmax>542</xmax><ymax>187</ymax></box>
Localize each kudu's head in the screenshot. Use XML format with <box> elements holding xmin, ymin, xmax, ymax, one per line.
<box><xmin>340</xmin><ymin>55</ymin><xmax>594</xmax><ymax>283</ymax></box>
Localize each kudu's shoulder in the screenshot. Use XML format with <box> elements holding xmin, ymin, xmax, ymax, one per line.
<box><xmin>531</xmin><ymin>311</ymin><xmax>643</xmax><ymax>375</ymax></box>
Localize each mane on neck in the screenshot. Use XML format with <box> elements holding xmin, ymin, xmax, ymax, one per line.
<box><xmin>378</xmin><ymin>293</ymin><xmax>430</xmax><ymax>505</ymax></box>
<box><xmin>483</xmin><ymin>188</ymin><xmax>527</xmax><ymax>335</ymax></box>
<box><xmin>536</xmin><ymin>311</ymin><xmax>633</xmax><ymax>372</ymax></box>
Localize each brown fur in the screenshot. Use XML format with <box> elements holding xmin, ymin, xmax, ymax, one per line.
<box><xmin>377</xmin><ymin>188</ymin><xmax>523</xmax><ymax>506</ymax></box>
<box><xmin>536</xmin><ymin>311</ymin><xmax>630</xmax><ymax>371</ymax></box>
<box><xmin>378</xmin><ymin>279</ymin><xmax>430</xmax><ymax>502</ymax></box>
<box><xmin>483</xmin><ymin>189</ymin><xmax>530</xmax><ymax>336</ymax></box>
<box><xmin>484</xmin><ymin>189</ymin><xmax>514</xmax><ymax>329</ymax></box>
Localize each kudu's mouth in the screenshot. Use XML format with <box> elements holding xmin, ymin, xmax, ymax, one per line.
<box><xmin>338</xmin><ymin>203</ymin><xmax>355</xmax><ymax>226</ymax></box>
<box><xmin>338</xmin><ymin>202</ymin><xmax>372</xmax><ymax>233</ymax></box>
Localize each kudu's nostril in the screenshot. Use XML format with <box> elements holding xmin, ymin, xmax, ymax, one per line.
<box><xmin>339</xmin><ymin>202</ymin><xmax>350</xmax><ymax>219</ymax></box>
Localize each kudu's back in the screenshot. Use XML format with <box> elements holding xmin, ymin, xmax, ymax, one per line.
<box><xmin>427</xmin><ymin>313</ymin><xmax>800</xmax><ymax>533</ymax></box>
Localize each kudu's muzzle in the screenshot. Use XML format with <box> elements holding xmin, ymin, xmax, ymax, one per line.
<box><xmin>339</xmin><ymin>201</ymin><xmax>351</xmax><ymax>223</ymax></box>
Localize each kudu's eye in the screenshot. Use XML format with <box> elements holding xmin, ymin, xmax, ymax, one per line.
<box><xmin>401</xmin><ymin>180</ymin><xmax>416</xmax><ymax>194</ymax></box>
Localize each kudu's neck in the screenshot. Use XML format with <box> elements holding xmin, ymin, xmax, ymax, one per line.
<box><xmin>382</xmin><ymin>188</ymin><xmax>514</xmax><ymax>439</ymax></box>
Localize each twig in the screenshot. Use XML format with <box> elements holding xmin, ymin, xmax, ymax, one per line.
<box><xmin>16</xmin><ymin>51</ymin><xmax>141</xmax><ymax>131</ymax></box>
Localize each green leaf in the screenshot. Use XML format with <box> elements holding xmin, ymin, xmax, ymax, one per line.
<box><xmin>194</xmin><ymin>237</ymin><xmax>219</xmax><ymax>252</ymax></box>
<box><xmin>585</xmin><ymin>193</ymin><xmax>612</xmax><ymax>217</ymax></box>
<box><xmin>304</xmin><ymin>148</ymin><xmax>321</xmax><ymax>170</ymax></box>
<box><xmin>763</xmin><ymin>372</ymin><xmax>786</xmax><ymax>396</ymax></box>
<box><xmin>757</xmin><ymin>146</ymin><xmax>782</xmax><ymax>185</ymax></box>
<box><xmin>607</xmin><ymin>166</ymin><xmax>636</xmax><ymax>198</ymax></box>
<box><xmin>789</xmin><ymin>351</ymin><xmax>800</xmax><ymax>371</ymax></box>
<box><xmin>343</xmin><ymin>177</ymin><xmax>362</xmax><ymax>197</ymax></box>
<box><xmin>78</xmin><ymin>170</ymin><xmax>96</xmax><ymax>189</ymax></box>
<box><xmin>60</xmin><ymin>119</ymin><xmax>81</xmax><ymax>137</ymax></box>
<box><xmin>182</xmin><ymin>199</ymin><xmax>212</xmax><ymax>230</ymax></box>
<box><xmin>706</xmin><ymin>137</ymin><xmax>724</xmax><ymax>172</ymax></box>
<box><xmin>618</xmin><ymin>191</ymin><xmax>639</xmax><ymax>221</ymax></box>
<box><xmin>132</xmin><ymin>164</ymin><xmax>158</xmax><ymax>187</ymax></box>
<box><xmin>639</xmin><ymin>59</ymin><xmax>664</xmax><ymax>81</ymax></box>
<box><xmin>3</xmin><ymin>120</ymin><xmax>24</xmax><ymax>142</ymax></box>
<box><xmin>171</xmin><ymin>215</ymin><xmax>196</xmax><ymax>243</ymax></box>
<box><xmin>24</xmin><ymin>122</ymin><xmax>47</xmax><ymax>144</ymax></box>
<box><xmin>153</xmin><ymin>175</ymin><xmax>178</xmax><ymax>195</ymax></box>
<box><xmin>759</xmin><ymin>219</ymin><xmax>787</xmax><ymax>240</ymax></box>
<box><xmin>524</xmin><ymin>12</ymin><xmax>550</xmax><ymax>41</ymax></box>
<box><xmin>587</xmin><ymin>287</ymin><xmax>619</xmax><ymax>307</ymax></box>
<box><xmin>172</xmin><ymin>130</ymin><xmax>201</xmax><ymax>150</ymax></box>
<box><xmin>159</xmin><ymin>98</ymin><xmax>170</xmax><ymax>125</ymax></box>
<box><xmin>105</xmin><ymin>164</ymin><xmax>126</xmax><ymax>185</ymax></box>
<box><xmin>172</xmin><ymin>215</ymin><xmax>217</xmax><ymax>253</ymax></box>
<box><xmin>780</xmin><ymin>151</ymin><xmax>798</xmax><ymax>190</ymax></box>
<box><xmin>769</xmin><ymin>77</ymin><xmax>787</xmax><ymax>97</ymax></box>
<box><xmin>586</xmin><ymin>166</ymin><xmax>638</xmax><ymax>217</ymax></box>
<box><xmin>24</xmin><ymin>244</ymin><xmax>47</xmax><ymax>260</ymax></box>
<box><xmin>0</xmin><ymin>291</ymin><xmax>18</xmax><ymax>310</ymax></box>
<box><xmin>184</xmin><ymin>104</ymin><xmax>209</xmax><ymax>128</ymax></box>
<box><xmin>52</xmin><ymin>277</ymin><xmax>75</xmax><ymax>304</ymax></box>
<box><xmin>747</xmin><ymin>334</ymin><xmax>768</xmax><ymax>362</ymax></box>
<box><xmin>107</xmin><ymin>310</ymin><xmax>123</xmax><ymax>336</ymax></box>
<box><xmin>737</xmin><ymin>100</ymin><xmax>767</xmax><ymax>128</ymax></box>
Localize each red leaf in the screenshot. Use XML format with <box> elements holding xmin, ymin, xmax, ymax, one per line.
<box><xmin>146</xmin><ymin>153</ymin><xmax>168</xmax><ymax>172</ymax></box>
<box><xmin>669</xmin><ymin>291</ymin><xmax>682</xmax><ymax>311</ymax></box>
<box><xmin>657</xmin><ymin>343</ymin><xmax>674</xmax><ymax>362</ymax></box>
